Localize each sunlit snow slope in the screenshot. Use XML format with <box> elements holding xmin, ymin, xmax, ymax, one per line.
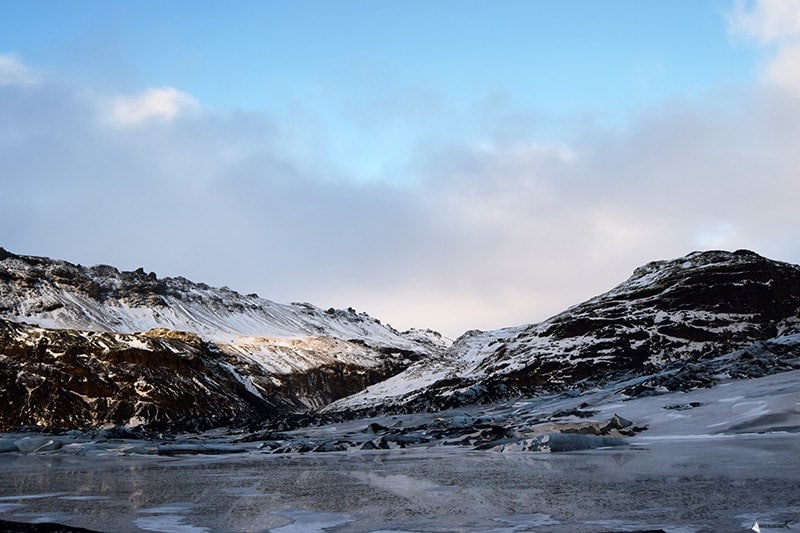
<box><xmin>0</xmin><ymin>248</ymin><xmax>449</xmax><ymax>429</ymax></box>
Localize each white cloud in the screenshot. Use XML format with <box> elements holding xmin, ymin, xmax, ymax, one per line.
<box><xmin>728</xmin><ymin>0</ymin><xmax>800</xmax><ymax>93</ymax></box>
<box><xmin>111</xmin><ymin>87</ymin><xmax>199</xmax><ymax>126</ymax></box>
<box><xmin>728</xmin><ymin>0</ymin><xmax>800</xmax><ymax>43</ymax></box>
<box><xmin>764</xmin><ymin>40</ymin><xmax>800</xmax><ymax>91</ymax></box>
<box><xmin>0</xmin><ymin>54</ymin><xmax>38</xmax><ymax>86</ymax></box>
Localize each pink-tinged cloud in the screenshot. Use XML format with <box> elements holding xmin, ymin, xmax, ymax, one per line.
<box><xmin>111</xmin><ymin>87</ymin><xmax>199</xmax><ymax>126</ymax></box>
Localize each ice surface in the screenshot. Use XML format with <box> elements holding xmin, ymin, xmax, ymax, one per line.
<box><xmin>270</xmin><ymin>509</ymin><xmax>356</xmax><ymax>532</ymax></box>
<box><xmin>0</xmin><ymin>504</ymin><xmax>24</xmax><ymax>513</ymax></box>
<box><xmin>0</xmin><ymin>370</ymin><xmax>798</xmax><ymax>531</ymax></box>
<box><xmin>0</xmin><ymin>436</ymin><xmax>797</xmax><ymax>531</ymax></box>
<box><xmin>134</xmin><ymin>515</ymin><xmax>209</xmax><ymax>533</ymax></box>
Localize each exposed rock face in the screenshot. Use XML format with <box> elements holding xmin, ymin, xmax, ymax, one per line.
<box><xmin>471</xmin><ymin>249</ymin><xmax>800</xmax><ymax>395</ymax></box>
<box><xmin>0</xmin><ymin>319</ymin><xmax>279</xmax><ymax>430</ymax></box>
<box><xmin>0</xmin><ymin>248</ymin><xmax>448</xmax><ymax>430</ymax></box>
<box><xmin>327</xmin><ymin>250</ymin><xmax>800</xmax><ymax>413</ymax></box>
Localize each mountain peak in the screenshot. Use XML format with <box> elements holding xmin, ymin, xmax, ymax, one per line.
<box><xmin>630</xmin><ymin>249</ymin><xmax>767</xmax><ymax>283</ymax></box>
<box><xmin>327</xmin><ymin>250</ymin><xmax>800</xmax><ymax>413</ymax></box>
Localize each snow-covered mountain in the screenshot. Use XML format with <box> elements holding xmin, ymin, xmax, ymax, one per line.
<box><xmin>0</xmin><ymin>248</ymin><xmax>448</xmax><ymax>357</ymax></box>
<box><xmin>3</xmin><ymin>247</ymin><xmax>800</xmax><ymax>432</ymax></box>
<box><xmin>326</xmin><ymin>250</ymin><xmax>800</xmax><ymax>413</ymax></box>
<box><xmin>0</xmin><ymin>248</ymin><xmax>449</xmax><ymax>430</ymax></box>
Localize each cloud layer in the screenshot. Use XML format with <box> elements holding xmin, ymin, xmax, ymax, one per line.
<box><xmin>728</xmin><ymin>0</ymin><xmax>800</xmax><ymax>43</ymax></box>
<box><xmin>3</xmin><ymin>3</ymin><xmax>800</xmax><ymax>337</ymax></box>
<box><xmin>0</xmin><ymin>54</ymin><xmax>38</xmax><ymax>86</ymax></box>
<box><xmin>729</xmin><ymin>0</ymin><xmax>800</xmax><ymax>92</ymax></box>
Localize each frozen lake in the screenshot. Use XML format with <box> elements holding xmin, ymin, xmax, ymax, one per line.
<box><xmin>1</xmin><ymin>433</ymin><xmax>798</xmax><ymax>532</ymax></box>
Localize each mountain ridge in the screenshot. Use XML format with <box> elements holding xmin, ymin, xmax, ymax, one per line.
<box><xmin>0</xmin><ymin>247</ymin><xmax>448</xmax><ymax>351</ymax></box>
<box><xmin>2</xmin><ymin>247</ymin><xmax>800</xmax><ymax>433</ymax></box>
<box><xmin>0</xmin><ymin>247</ymin><xmax>448</xmax><ymax>430</ymax></box>
<box><xmin>325</xmin><ymin>249</ymin><xmax>800</xmax><ymax>413</ymax></box>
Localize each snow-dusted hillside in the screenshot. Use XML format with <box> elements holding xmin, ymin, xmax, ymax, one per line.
<box><xmin>0</xmin><ymin>248</ymin><xmax>449</xmax><ymax>429</ymax></box>
<box><xmin>0</xmin><ymin>248</ymin><xmax>447</xmax><ymax>356</ymax></box>
<box><xmin>4</xmin><ymin>247</ymin><xmax>799</xmax><ymax>431</ymax></box>
<box><xmin>327</xmin><ymin>250</ymin><xmax>800</xmax><ymax>412</ymax></box>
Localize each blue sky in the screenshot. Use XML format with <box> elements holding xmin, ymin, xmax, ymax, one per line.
<box><xmin>1</xmin><ymin>1</ymin><xmax>759</xmax><ymax>180</ymax></box>
<box><xmin>2</xmin><ymin>1</ymin><xmax>800</xmax><ymax>336</ymax></box>
<box><xmin>4</xmin><ymin>2</ymin><xmax>752</xmax><ymax>105</ymax></box>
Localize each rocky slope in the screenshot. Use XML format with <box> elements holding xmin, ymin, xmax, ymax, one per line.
<box><xmin>326</xmin><ymin>250</ymin><xmax>800</xmax><ymax>413</ymax></box>
<box><xmin>0</xmin><ymin>248</ymin><xmax>448</xmax><ymax>430</ymax></box>
<box><xmin>4</xmin><ymin>247</ymin><xmax>800</xmax><ymax>432</ymax></box>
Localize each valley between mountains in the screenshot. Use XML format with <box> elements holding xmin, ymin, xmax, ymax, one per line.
<box><xmin>0</xmin><ymin>247</ymin><xmax>799</xmax><ymax>455</ymax></box>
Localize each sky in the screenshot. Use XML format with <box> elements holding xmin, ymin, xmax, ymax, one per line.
<box><xmin>2</xmin><ymin>0</ymin><xmax>800</xmax><ymax>338</ymax></box>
